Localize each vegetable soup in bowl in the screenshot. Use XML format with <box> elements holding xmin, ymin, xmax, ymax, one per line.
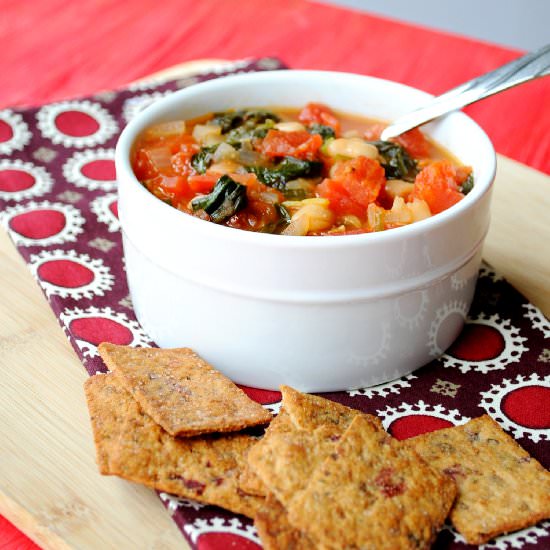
<box><xmin>115</xmin><ymin>71</ymin><xmax>496</xmax><ymax>392</ymax></box>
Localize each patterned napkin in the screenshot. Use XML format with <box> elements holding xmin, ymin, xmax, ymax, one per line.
<box><xmin>0</xmin><ymin>57</ymin><xmax>548</xmax><ymax>550</ymax></box>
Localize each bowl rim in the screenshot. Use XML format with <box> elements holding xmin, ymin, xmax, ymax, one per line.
<box><xmin>116</xmin><ymin>69</ymin><xmax>496</xmax><ymax>250</ymax></box>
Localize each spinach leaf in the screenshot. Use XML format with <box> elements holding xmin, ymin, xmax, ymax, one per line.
<box><xmin>370</xmin><ymin>140</ymin><xmax>418</xmax><ymax>181</ymax></box>
<box><xmin>190</xmin><ymin>175</ymin><xmax>247</xmax><ymax>223</ymax></box>
<box><xmin>248</xmin><ymin>157</ymin><xmax>322</xmax><ymax>190</ymax></box>
<box><xmin>225</xmin><ymin>120</ymin><xmax>275</xmax><ymax>146</ymax></box>
<box><xmin>308</xmin><ymin>124</ymin><xmax>335</xmax><ymax>140</ymax></box>
<box><xmin>191</xmin><ymin>145</ymin><xmax>219</xmax><ymax>174</ymax></box>
<box><xmin>212</xmin><ymin>110</ymin><xmax>280</xmax><ymax>134</ymax></box>
<box><xmin>211</xmin><ymin>111</ymin><xmax>245</xmax><ymax>133</ymax></box>
<box><xmin>460</xmin><ymin>173</ymin><xmax>474</xmax><ymax>195</ymax></box>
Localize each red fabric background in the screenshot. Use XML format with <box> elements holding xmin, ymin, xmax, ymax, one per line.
<box><xmin>1</xmin><ymin>0</ymin><xmax>549</xmax><ymax>172</ymax></box>
<box><xmin>1</xmin><ymin>0</ymin><xmax>548</xmax><ymax>547</ymax></box>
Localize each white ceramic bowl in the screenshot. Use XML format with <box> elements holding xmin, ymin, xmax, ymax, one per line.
<box><xmin>115</xmin><ymin>70</ymin><xmax>496</xmax><ymax>392</ymax></box>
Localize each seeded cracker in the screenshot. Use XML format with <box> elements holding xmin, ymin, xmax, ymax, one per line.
<box><xmin>409</xmin><ymin>415</ymin><xmax>550</xmax><ymax>545</ymax></box>
<box><xmin>255</xmin><ymin>493</ymin><xmax>315</xmax><ymax>550</ymax></box>
<box><xmin>84</xmin><ymin>373</ymin><xmax>128</xmax><ymax>475</ymax></box>
<box><xmin>245</xmin><ymin>387</ymin><xmax>383</xmax><ymax>500</ymax></box>
<box><xmin>98</xmin><ymin>343</ymin><xmax>272</xmax><ymax>436</ymax></box>
<box><xmin>280</xmin><ymin>384</ymin><xmax>379</xmax><ymax>431</ymax></box>
<box><xmin>86</xmin><ymin>372</ymin><xmax>263</xmax><ymax>517</ymax></box>
<box><xmin>287</xmin><ymin>415</ymin><xmax>456</xmax><ymax>549</ymax></box>
<box><xmin>247</xmin><ymin>388</ymin><xmax>385</xmax><ymax>549</ymax></box>
<box><xmin>238</xmin><ymin>409</ymin><xmax>294</xmax><ymax>497</ymax></box>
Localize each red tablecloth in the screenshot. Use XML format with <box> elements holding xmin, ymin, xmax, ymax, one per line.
<box><xmin>1</xmin><ymin>1</ymin><xmax>548</xmax><ymax>548</ymax></box>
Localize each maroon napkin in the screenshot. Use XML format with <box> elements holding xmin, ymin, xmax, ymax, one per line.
<box><xmin>0</xmin><ymin>57</ymin><xmax>548</xmax><ymax>549</ymax></box>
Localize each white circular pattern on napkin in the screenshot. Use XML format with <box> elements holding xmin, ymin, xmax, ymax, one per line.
<box><xmin>0</xmin><ymin>109</ymin><xmax>32</xmax><ymax>155</ymax></box>
<box><xmin>376</xmin><ymin>400</ymin><xmax>470</xmax><ymax>437</ymax></box>
<box><xmin>36</xmin><ymin>100</ymin><xmax>118</xmax><ymax>148</ymax></box>
<box><xmin>29</xmin><ymin>249</ymin><xmax>114</xmax><ymax>300</ymax></box>
<box><xmin>0</xmin><ymin>159</ymin><xmax>53</xmax><ymax>201</ymax></box>
<box><xmin>122</xmin><ymin>91</ymin><xmax>173</xmax><ymax>122</ymax></box>
<box><xmin>63</xmin><ymin>148</ymin><xmax>116</xmax><ymax>191</ymax></box>
<box><xmin>348</xmin><ymin>373</ymin><xmax>417</xmax><ymax>399</ymax></box>
<box><xmin>0</xmin><ymin>200</ymin><xmax>84</xmax><ymax>246</ymax></box>
<box><xmin>90</xmin><ymin>193</ymin><xmax>119</xmax><ymax>232</ymax></box>
<box><xmin>523</xmin><ymin>303</ymin><xmax>550</xmax><ymax>338</ymax></box>
<box><xmin>59</xmin><ymin>306</ymin><xmax>152</xmax><ymax>358</ymax></box>
<box><xmin>427</xmin><ymin>300</ymin><xmax>469</xmax><ymax>357</ymax></box>
<box><xmin>480</xmin><ymin>373</ymin><xmax>550</xmax><ymax>443</ymax></box>
<box><xmin>440</xmin><ymin>313</ymin><xmax>528</xmax><ymax>374</ymax></box>
<box><xmin>183</xmin><ymin>517</ymin><xmax>261</xmax><ymax>547</ymax></box>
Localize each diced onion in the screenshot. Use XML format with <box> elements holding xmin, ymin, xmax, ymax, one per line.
<box><xmin>408</xmin><ymin>198</ymin><xmax>432</xmax><ymax>221</ymax></box>
<box><xmin>341</xmin><ymin>215</ymin><xmax>362</xmax><ymax>228</ymax></box>
<box><xmin>282</xmin><ymin>197</ymin><xmax>330</xmax><ymax>210</ymax></box>
<box><xmin>146</xmin><ymin>147</ymin><xmax>173</xmax><ymax>173</ymax></box>
<box><xmin>259</xmin><ymin>191</ymin><xmax>281</xmax><ymax>204</ymax></box>
<box><xmin>213</xmin><ymin>142</ymin><xmax>238</xmax><ymax>163</ymax></box>
<box><xmin>367</xmin><ymin>203</ymin><xmax>385</xmax><ymax>232</ymax></box>
<box><xmin>192</xmin><ymin>124</ymin><xmax>222</xmax><ymax>144</ymax></box>
<box><xmin>385</xmin><ymin>197</ymin><xmax>413</xmax><ymax>225</ymax></box>
<box><xmin>144</xmin><ymin>121</ymin><xmax>186</xmax><ymax>140</ymax></box>
<box><xmin>208</xmin><ymin>160</ymin><xmax>243</xmax><ymax>175</ymax></box>
<box><xmin>237</xmin><ymin>150</ymin><xmax>259</xmax><ymax>166</ymax></box>
<box><xmin>282</xmin><ymin>214</ymin><xmax>310</xmax><ymax>236</ymax></box>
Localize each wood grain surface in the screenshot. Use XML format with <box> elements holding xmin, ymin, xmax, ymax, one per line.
<box><xmin>0</xmin><ymin>61</ymin><xmax>548</xmax><ymax>550</ymax></box>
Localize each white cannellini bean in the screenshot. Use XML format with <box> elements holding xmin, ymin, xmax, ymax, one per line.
<box><xmin>274</xmin><ymin>121</ymin><xmax>306</xmax><ymax>132</ymax></box>
<box><xmin>385</xmin><ymin>180</ymin><xmax>416</xmax><ymax>200</ymax></box>
<box><xmin>326</xmin><ymin>138</ymin><xmax>379</xmax><ymax>159</ymax></box>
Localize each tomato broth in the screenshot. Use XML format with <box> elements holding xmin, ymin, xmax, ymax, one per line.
<box><xmin>132</xmin><ymin>103</ymin><xmax>472</xmax><ymax>235</ymax></box>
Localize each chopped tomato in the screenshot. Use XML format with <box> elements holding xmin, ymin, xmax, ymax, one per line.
<box><xmin>144</xmin><ymin>174</ymin><xmax>190</xmax><ymax>202</ymax></box>
<box><xmin>298</xmin><ymin>102</ymin><xmax>341</xmax><ymax>135</ymax></box>
<box><xmin>318</xmin><ymin>157</ymin><xmax>385</xmax><ymax>218</ymax></box>
<box><xmin>393</xmin><ymin>127</ymin><xmax>430</xmax><ymax>158</ymax></box>
<box><xmin>133</xmin><ymin>149</ymin><xmax>158</xmax><ymax>180</ymax></box>
<box><xmin>363</xmin><ymin>124</ymin><xmax>430</xmax><ymax>157</ymax></box>
<box><xmin>258</xmin><ymin>130</ymin><xmax>322</xmax><ymax>160</ymax></box>
<box><xmin>455</xmin><ymin>165</ymin><xmax>473</xmax><ymax>185</ymax></box>
<box><xmin>413</xmin><ymin>160</ymin><xmax>464</xmax><ymax>214</ymax></box>
<box><xmin>188</xmin><ymin>174</ymin><xmax>218</xmax><ymax>194</ymax></box>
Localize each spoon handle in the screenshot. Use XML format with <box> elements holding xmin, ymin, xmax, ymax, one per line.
<box><xmin>381</xmin><ymin>43</ymin><xmax>550</xmax><ymax>141</ymax></box>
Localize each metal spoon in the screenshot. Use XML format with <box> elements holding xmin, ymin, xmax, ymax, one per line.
<box><xmin>380</xmin><ymin>43</ymin><xmax>550</xmax><ymax>141</ymax></box>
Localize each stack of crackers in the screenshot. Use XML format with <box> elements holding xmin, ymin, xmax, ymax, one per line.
<box><xmin>85</xmin><ymin>345</ymin><xmax>550</xmax><ymax>549</ymax></box>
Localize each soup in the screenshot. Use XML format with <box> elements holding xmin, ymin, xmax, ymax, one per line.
<box><xmin>132</xmin><ymin>103</ymin><xmax>472</xmax><ymax>235</ymax></box>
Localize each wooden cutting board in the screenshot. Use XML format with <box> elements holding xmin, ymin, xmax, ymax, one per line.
<box><xmin>0</xmin><ymin>61</ymin><xmax>549</xmax><ymax>550</ymax></box>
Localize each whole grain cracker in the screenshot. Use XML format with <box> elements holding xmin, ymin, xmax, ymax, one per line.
<box><xmin>280</xmin><ymin>384</ymin><xmax>382</xmax><ymax>431</ymax></box>
<box><xmin>287</xmin><ymin>415</ymin><xmax>456</xmax><ymax>550</ymax></box>
<box><xmin>238</xmin><ymin>409</ymin><xmax>293</xmax><ymax>497</ymax></box>
<box><xmin>248</xmin><ymin>424</ymin><xmax>345</xmax><ymax>505</ymax></box>
<box><xmin>254</xmin><ymin>493</ymin><xmax>316</xmax><ymax>550</ymax></box>
<box><xmin>88</xmin><ymin>371</ymin><xmax>263</xmax><ymax>518</ymax></box>
<box><xmin>408</xmin><ymin>415</ymin><xmax>550</xmax><ymax>545</ymax></box>
<box><xmin>83</xmin><ymin>373</ymin><xmax>128</xmax><ymax>474</ymax></box>
<box><xmin>245</xmin><ymin>387</ymin><xmax>383</xmax><ymax>504</ymax></box>
<box><xmin>99</xmin><ymin>343</ymin><xmax>272</xmax><ymax>437</ymax></box>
